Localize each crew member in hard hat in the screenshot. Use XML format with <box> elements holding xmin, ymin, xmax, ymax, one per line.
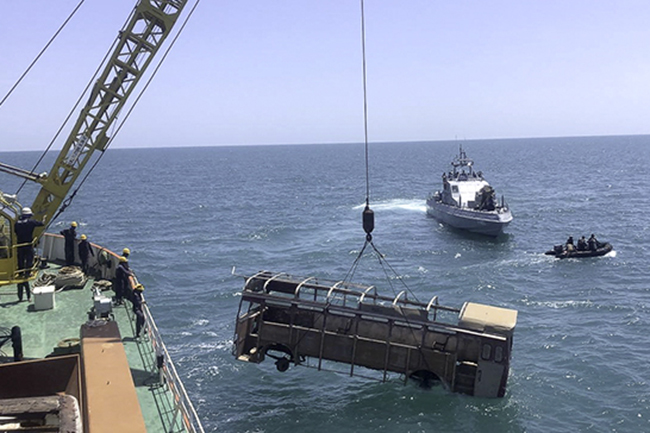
<box><xmin>78</xmin><ymin>234</ymin><xmax>94</xmax><ymax>274</ymax></box>
<box><xmin>122</xmin><ymin>247</ymin><xmax>130</xmax><ymax>258</ymax></box>
<box><xmin>113</xmin><ymin>255</ymin><xmax>133</xmax><ymax>305</ymax></box>
<box><xmin>14</xmin><ymin>207</ymin><xmax>44</xmax><ymax>301</ymax></box>
<box><xmin>60</xmin><ymin>221</ymin><xmax>78</xmax><ymax>266</ymax></box>
<box><xmin>132</xmin><ymin>283</ymin><xmax>145</xmax><ymax>338</ymax></box>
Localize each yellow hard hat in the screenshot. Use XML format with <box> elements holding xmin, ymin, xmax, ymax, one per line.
<box><xmin>80</xmin><ymin>234</ymin><xmax>87</xmax><ymax>240</ymax></box>
<box><xmin>122</xmin><ymin>247</ymin><xmax>130</xmax><ymax>255</ymax></box>
<box><xmin>134</xmin><ymin>284</ymin><xmax>144</xmax><ymax>291</ymax></box>
<box><xmin>119</xmin><ymin>256</ymin><xmax>128</xmax><ymax>262</ymax></box>
<box><xmin>71</xmin><ymin>221</ymin><xmax>78</xmax><ymax>227</ymax></box>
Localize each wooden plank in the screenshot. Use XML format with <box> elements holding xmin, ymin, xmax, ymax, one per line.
<box><xmin>81</xmin><ymin>321</ymin><xmax>146</xmax><ymax>433</ymax></box>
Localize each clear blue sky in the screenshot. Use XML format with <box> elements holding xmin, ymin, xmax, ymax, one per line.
<box><xmin>2</xmin><ymin>0</ymin><xmax>650</xmax><ymax>151</ymax></box>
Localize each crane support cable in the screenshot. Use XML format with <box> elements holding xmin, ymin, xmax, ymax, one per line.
<box><xmin>0</xmin><ymin>0</ymin><xmax>85</xmax><ymax>109</ymax></box>
<box><xmin>15</xmin><ymin>12</ymin><xmax>123</xmax><ymax>198</ymax></box>
<box><xmin>26</xmin><ymin>0</ymin><xmax>189</xmax><ymax>238</ymax></box>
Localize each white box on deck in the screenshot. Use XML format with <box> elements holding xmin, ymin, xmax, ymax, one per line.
<box><xmin>33</xmin><ymin>285</ymin><xmax>56</xmax><ymax>310</ymax></box>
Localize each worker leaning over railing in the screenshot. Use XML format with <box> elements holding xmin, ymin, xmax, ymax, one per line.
<box><xmin>13</xmin><ymin>207</ymin><xmax>43</xmax><ymax>301</ymax></box>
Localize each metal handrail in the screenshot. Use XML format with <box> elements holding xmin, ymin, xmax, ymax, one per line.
<box><xmin>4</xmin><ymin>238</ymin><xmax>41</xmax><ymax>282</ymax></box>
<box><xmin>243</xmin><ymin>272</ymin><xmax>462</xmax><ymax>314</ymax></box>
<box><xmin>392</xmin><ymin>290</ymin><xmax>407</xmax><ymax>306</ymax></box>
<box><xmin>142</xmin><ymin>302</ymin><xmax>205</xmax><ymax>433</ymax></box>
<box><xmin>294</xmin><ymin>276</ymin><xmax>314</xmax><ymax>299</ymax></box>
<box><xmin>358</xmin><ymin>285</ymin><xmax>377</xmax><ymax>304</ymax></box>
<box><xmin>32</xmin><ymin>233</ymin><xmax>204</xmax><ymax>431</ymax></box>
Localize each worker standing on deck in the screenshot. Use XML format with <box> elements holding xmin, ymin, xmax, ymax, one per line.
<box><xmin>121</xmin><ymin>247</ymin><xmax>132</xmax><ymax>300</ymax></box>
<box><xmin>14</xmin><ymin>207</ymin><xmax>44</xmax><ymax>302</ymax></box>
<box><xmin>60</xmin><ymin>222</ymin><xmax>77</xmax><ymax>266</ymax></box>
<box><xmin>132</xmin><ymin>283</ymin><xmax>145</xmax><ymax>338</ymax></box>
<box><xmin>78</xmin><ymin>234</ymin><xmax>94</xmax><ymax>274</ymax></box>
<box><xmin>114</xmin><ymin>255</ymin><xmax>133</xmax><ymax>305</ymax></box>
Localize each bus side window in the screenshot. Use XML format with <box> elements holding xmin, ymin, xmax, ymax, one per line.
<box><xmin>481</xmin><ymin>344</ymin><xmax>492</xmax><ymax>360</ymax></box>
<box><xmin>495</xmin><ymin>346</ymin><xmax>504</xmax><ymax>363</ymax></box>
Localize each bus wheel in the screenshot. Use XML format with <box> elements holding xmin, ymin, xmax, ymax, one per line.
<box><xmin>275</xmin><ymin>357</ymin><xmax>290</xmax><ymax>372</ymax></box>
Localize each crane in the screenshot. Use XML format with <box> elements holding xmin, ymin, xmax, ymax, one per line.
<box><xmin>0</xmin><ymin>0</ymin><xmax>188</xmax><ymax>285</ymax></box>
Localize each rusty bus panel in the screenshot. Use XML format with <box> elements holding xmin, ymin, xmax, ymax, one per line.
<box><xmin>232</xmin><ymin>271</ymin><xmax>517</xmax><ymax>398</ymax></box>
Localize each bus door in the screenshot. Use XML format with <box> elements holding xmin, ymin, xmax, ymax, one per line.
<box><xmin>474</xmin><ymin>340</ymin><xmax>507</xmax><ymax>398</ymax></box>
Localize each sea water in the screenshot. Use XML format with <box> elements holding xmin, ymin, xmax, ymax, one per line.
<box><xmin>2</xmin><ymin>135</ymin><xmax>649</xmax><ymax>432</ymax></box>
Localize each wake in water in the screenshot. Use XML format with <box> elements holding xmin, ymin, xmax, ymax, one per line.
<box><xmin>353</xmin><ymin>198</ymin><xmax>426</xmax><ymax>213</ymax></box>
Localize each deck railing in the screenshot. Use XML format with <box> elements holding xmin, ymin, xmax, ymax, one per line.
<box><xmin>39</xmin><ymin>233</ymin><xmax>205</xmax><ymax>433</ymax></box>
<box><xmin>142</xmin><ymin>303</ymin><xmax>205</xmax><ymax>433</ymax></box>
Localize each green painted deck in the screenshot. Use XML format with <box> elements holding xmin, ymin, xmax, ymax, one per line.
<box><xmin>0</xmin><ymin>246</ymin><xmax>202</xmax><ymax>432</ymax></box>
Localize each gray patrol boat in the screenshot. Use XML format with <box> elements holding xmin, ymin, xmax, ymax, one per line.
<box><xmin>426</xmin><ymin>146</ymin><xmax>513</xmax><ymax>236</ymax></box>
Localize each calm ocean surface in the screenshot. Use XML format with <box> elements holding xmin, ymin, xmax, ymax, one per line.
<box><xmin>3</xmin><ymin>135</ymin><xmax>650</xmax><ymax>432</ymax></box>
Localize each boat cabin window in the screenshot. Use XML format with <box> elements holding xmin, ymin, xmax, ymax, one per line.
<box><xmin>0</xmin><ymin>215</ymin><xmax>10</xmax><ymax>259</ymax></box>
<box><xmin>451</xmin><ymin>185</ymin><xmax>459</xmax><ymax>193</ymax></box>
<box><xmin>481</xmin><ymin>343</ymin><xmax>492</xmax><ymax>360</ymax></box>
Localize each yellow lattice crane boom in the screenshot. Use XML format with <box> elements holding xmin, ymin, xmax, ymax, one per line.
<box><xmin>0</xmin><ymin>0</ymin><xmax>187</xmax><ymax>285</ymax></box>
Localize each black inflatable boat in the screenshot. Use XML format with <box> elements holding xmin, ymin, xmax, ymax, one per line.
<box><xmin>545</xmin><ymin>242</ymin><xmax>613</xmax><ymax>259</ymax></box>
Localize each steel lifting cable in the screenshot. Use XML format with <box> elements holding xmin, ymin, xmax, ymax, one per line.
<box><xmin>246</xmin><ymin>5</ymin><xmax>440</xmax><ymax>387</ymax></box>
<box><xmin>345</xmin><ymin>0</ymin><xmax>420</xmax><ymax>304</ymax></box>
<box><xmin>345</xmin><ymin>4</ymin><xmax>437</xmax><ymax>382</ymax></box>
<box><xmin>0</xmin><ymin>0</ymin><xmax>85</xmax><ymax>110</ymax></box>
<box><xmin>361</xmin><ymin>0</ymin><xmax>371</xmax><ymax>211</ymax></box>
<box><xmin>343</xmin><ymin>0</ymin><xmax>374</xmax><ymax>284</ymax></box>
<box><xmin>45</xmin><ymin>0</ymin><xmax>202</xmax><ymax>231</ymax></box>
<box><xmin>275</xmin><ymin>2</ymin><xmax>438</xmax><ymax>384</ymax></box>
<box><xmin>343</xmin><ymin>0</ymin><xmax>376</xmax><ymax>280</ymax></box>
